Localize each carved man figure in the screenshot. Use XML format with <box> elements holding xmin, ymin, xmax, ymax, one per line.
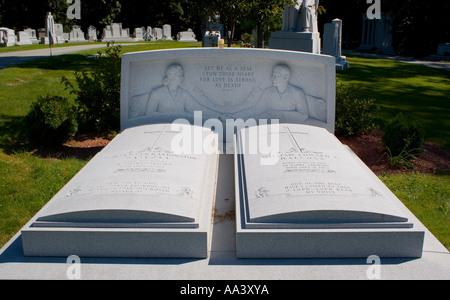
<box><xmin>235</xmin><ymin>64</ymin><xmax>310</xmax><ymax>123</ymax></box>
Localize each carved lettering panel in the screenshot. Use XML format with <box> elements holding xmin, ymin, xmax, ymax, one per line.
<box><xmin>121</xmin><ymin>48</ymin><xmax>336</xmax><ymax>134</ymax></box>
<box><xmin>238</xmin><ymin>124</ymin><xmax>409</xmax><ymax>224</ymax></box>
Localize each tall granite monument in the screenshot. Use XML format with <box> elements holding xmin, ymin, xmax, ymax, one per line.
<box><xmin>270</xmin><ymin>0</ymin><xmax>321</xmax><ymax>54</ymax></box>
<box><xmin>322</xmin><ymin>19</ymin><xmax>349</xmax><ymax>70</ymax></box>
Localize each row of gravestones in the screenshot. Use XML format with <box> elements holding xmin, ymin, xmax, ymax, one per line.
<box><xmin>102</xmin><ymin>23</ymin><xmax>197</xmax><ymax>43</ymax></box>
<box><xmin>0</xmin><ymin>25</ymin><xmax>88</xmax><ymax>46</ymax></box>
<box><xmin>0</xmin><ymin>24</ymin><xmax>197</xmax><ymax>47</ymax></box>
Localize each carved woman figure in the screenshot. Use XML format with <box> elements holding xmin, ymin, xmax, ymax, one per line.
<box><xmin>145</xmin><ymin>64</ymin><xmax>221</xmax><ymax>119</ymax></box>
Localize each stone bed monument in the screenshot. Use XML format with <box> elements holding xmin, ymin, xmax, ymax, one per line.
<box><xmin>2</xmin><ymin>47</ymin><xmax>449</xmax><ymax>280</ymax></box>
<box><xmin>18</xmin><ymin>48</ymin><xmax>427</xmax><ymax>260</ymax></box>
<box><xmin>269</xmin><ymin>0</ymin><xmax>321</xmax><ymax>54</ymax></box>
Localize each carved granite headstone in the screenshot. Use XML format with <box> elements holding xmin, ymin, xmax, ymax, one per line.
<box><xmin>87</xmin><ymin>26</ymin><xmax>97</xmax><ymax>41</ymax></box>
<box><xmin>54</xmin><ymin>23</ymin><xmax>65</xmax><ymax>42</ymax></box>
<box><xmin>177</xmin><ymin>29</ymin><xmax>197</xmax><ymax>42</ymax></box>
<box><xmin>19</xmin><ymin>47</ymin><xmax>427</xmax><ymax>262</ymax></box>
<box><xmin>121</xmin><ymin>48</ymin><xmax>336</xmax><ymax>148</ymax></box>
<box><xmin>134</xmin><ymin>28</ymin><xmax>145</xmax><ymax>41</ymax></box>
<box><xmin>69</xmin><ymin>25</ymin><xmax>86</xmax><ymax>42</ymax></box>
<box><xmin>153</xmin><ymin>27</ymin><xmax>163</xmax><ymax>41</ymax></box>
<box><xmin>24</xmin><ymin>28</ymin><xmax>39</xmax><ymax>44</ymax></box>
<box><xmin>146</xmin><ymin>26</ymin><xmax>154</xmax><ymax>41</ymax></box>
<box><xmin>162</xmin><ymin>24</ymin><xmax>173</xmax><ymax>40</ymax></box>
<box><xmin>16</xmin><ymin>31</ymin><xmax>33</xmax><ymax>45</ymax></box>
<box><xmin>322</xmin><ymin>19</ymin><xmax>349</xmax><ymax>70</ymax></box>
<box><xmin>102</xmin><ymin>23</ymin><xmax>133</xmax><ymax>42</ymax></box>
<box><xmin>0</xmin><ymin>27</ymin><xmax>16</xmax><ymax>47</ymax></box>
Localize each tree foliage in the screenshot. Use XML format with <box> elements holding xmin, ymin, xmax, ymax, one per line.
<box><xmin>0</xmin><ymin>0</ymin><xmax>448</xmax><ymax>56</ymax></box>
<box><xmin>62</xmin><ymin>43</ymin><xmax>122</xmax><ymax>133</ymax></box>
<box><xmin>319</xmin><ymin>0</ymin><xmax>450</xmax><ymax>57</ymax></box>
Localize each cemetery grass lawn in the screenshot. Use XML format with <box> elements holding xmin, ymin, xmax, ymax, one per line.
<box><xmin>0</xmin><ymin>42</ymin><xmax>99</xmax><ymax>54</ymax></box>
<box><xmin>338</xmin><ymin>55</ymin><xmax>450</xmax><ymax>149</ymax></box>
<box><xmin>0</xmin><ymin>40</ymin><xmax>200</xmax><ymax>54</ymax></box>
<box><xmin>0</xmin><ymin>151</ymin><xmax>86</xmax><ymax>247</ymax></box>
<box><xmin>0</xmin><ymin>44</ymin><xmax>449</xmax><ymax>252</ymax></box>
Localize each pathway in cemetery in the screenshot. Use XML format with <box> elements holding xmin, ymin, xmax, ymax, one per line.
<box><xmin>0</xmin><ymin>44</ymin><xmax>135</xmax><ymax>70</ymax></box>
<box><xmin>2</xmin><ymin>46</ymin><xmax>449</xmax><ymax>71</ymax></box>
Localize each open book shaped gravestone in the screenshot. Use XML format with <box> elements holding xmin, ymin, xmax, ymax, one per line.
<box><xmin>235</xmin><ymin>124</ymin><xmax>425</xmax><ymax>258</ymax></box>
<box><xmin>20</xmin><ymin>48</ymin><xmax>425</xmax><ymax>260</ymax></box>
<box><xmin>21</xmin><ymin>124</ymin><xmax>219</xmax><ymax>258</ymax></box>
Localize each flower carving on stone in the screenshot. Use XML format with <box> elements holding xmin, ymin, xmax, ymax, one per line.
<box><xmin>255</xmin><ymin>187</ymin><xmax>270</xmax><ymax>199</ymax></box>
<box><xmin>179</xmin><ymin>187</ymin><xmax>194</xmax><ymax>198</ymax></box>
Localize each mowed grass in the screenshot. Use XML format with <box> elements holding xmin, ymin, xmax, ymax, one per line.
<box><xmin>338</xmin><ymin>56</ymin><xmax>450</xmax><ymax>250</ymax></box>
<box><xmin>0</xmin><ymin>43</ymin><xmax>449</xmax><ymax>251</ymax></box>
<box><xmin>0</xmin><ymin>41</ymin><xmax>97</xmax><ymax>53</ymax></box>
<box><xmin>0</xmin><ymin>151</ymin><xmax>86</xmax><ymax>247</ymax></box>
<box><xmin>337</xmin><ymin>56</ymin><xmax>450</xmax><ymax>148</ymax></box>
<box><xmin>380</xmin><ymin>173</ymin><xmax>450</xmax><ymax>250</ymax></box>
<box><xmin>0</xmin><ymin>41</ymin><xmax>187</xmax><ymax>54</ymax></box>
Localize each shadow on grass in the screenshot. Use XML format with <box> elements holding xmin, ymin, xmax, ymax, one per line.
<box><xmin>338</xmin><ymin>56</ymin><xmax>450</xmax><ymax>148</ymax></box>
<box><xmin>12</xmin><ymin>53</ymin><xmax>99</xmax><ymax>72</ymax></box>
<box><xmin>340</xmin><ymin>55</ymin><xmax>450</xmax><ymax>81</ymax></box>
<box><xmin>0</xmin><ymin>115</ymin><xmax>27</xmax><ymax>153</ymax></box>
<box><xmin>8</xmin><ymin>41</ymin><xmax>202</xmax><ymax>72</ymax></box>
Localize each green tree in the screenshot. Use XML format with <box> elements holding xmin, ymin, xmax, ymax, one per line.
<box><xmin>183</xmin><ymin>0</ymin><xmax>294</xmax><ymax>47</ymax></box>
<box><xmin>241</xmin><ymin>0</ymin><xmax>294</xmax><ymax>48</ymax></box>
<box><xmin>98</xmin><ymin>0</ymin><xmax>121</xmax><ymax>25</ymax></box>
<box><xmin>62</xmin><ymin>44</ymin><xmax>122</xmax><ymax>133</ymax></box>
<box><xmin>218</xmin><ymin>0</ymin><xmax>250</xmax><ymax>46</ymax></box>
<box><xmin>383</xmin><ymin>0</ymin><xmax>450</xmax><ymax>57</ymax></box>
<box><xmin>319</xmin><ymin>0</ymin><xmax>450</xmax><ymax>57</ymax></box>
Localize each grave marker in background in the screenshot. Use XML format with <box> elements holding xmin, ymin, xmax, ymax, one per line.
<box><xmin>322</xmin><ymin>19</ymin><xmax>349</xmax><ymax>70</ymax></box>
